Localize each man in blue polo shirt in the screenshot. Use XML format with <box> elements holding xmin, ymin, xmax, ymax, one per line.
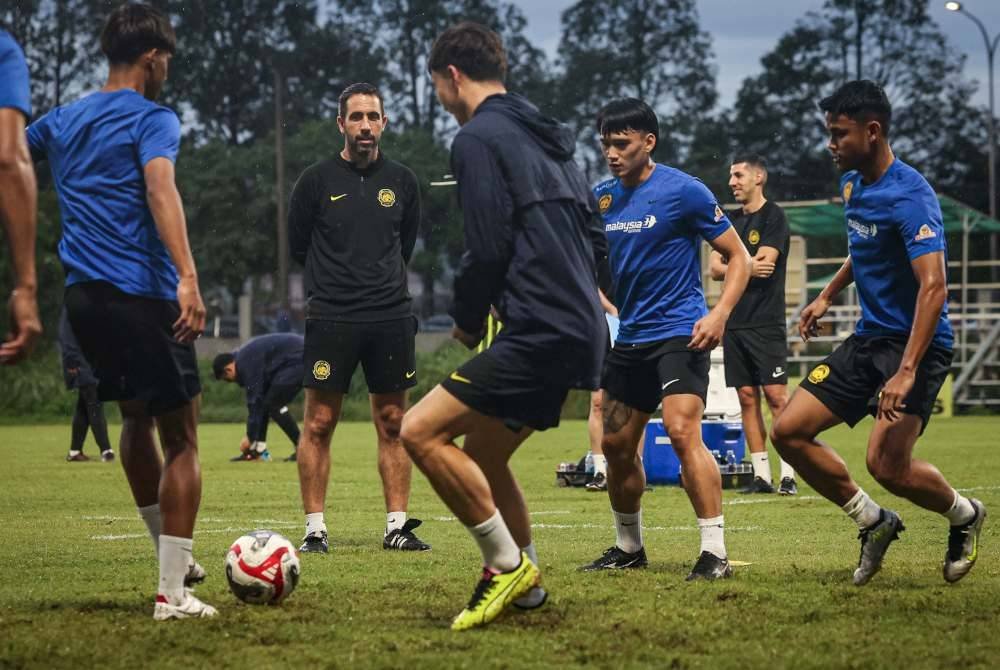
<box><xmin>0</xmin><ymin>28</ymin><xmax>41</xmax><ymax>365</ymax></box>
<box><xmin>27</xmin><ymin>4</ymin><xmax>215</xmax><ymax>619</ymax></box>
<box><xmin>581</xmin><ymin>98</ymin><xmax>751</xmax><ymax>581</ymax></box>
<box><xmin>772</xmin><ymin>80</ymin><xmax>985</xmax><ymax>586</ymax></box>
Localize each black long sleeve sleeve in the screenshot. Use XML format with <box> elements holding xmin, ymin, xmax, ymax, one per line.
<box><xmin>288</xmin><ymin>168</ymin><xmax>317</xmax><ymax>267</ymax></box>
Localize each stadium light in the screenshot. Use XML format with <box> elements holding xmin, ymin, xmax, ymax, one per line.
<box><xmin>945</xmin><ymin>1</ymin><xmax>999</xmax><ymax>224</ymax></box>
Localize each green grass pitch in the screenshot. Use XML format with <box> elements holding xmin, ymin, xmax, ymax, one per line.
<box><xmin>1</xmin><ymin>417</ymin><xmax>998</xmax><ymax>669</ymax></box>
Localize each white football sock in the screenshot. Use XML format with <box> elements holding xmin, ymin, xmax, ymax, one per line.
<box><xmin>514</xmin><ymin>542</ymin><xmax>546</xmax><ymax>608</ymax></box>
<box><xmin>750</xmin><ymin>451</ymin><xmax>772</xmax><ymax>483</ymax></box>
<box><xmin>305</xmin><ymin>512</ymin><xmax>326</xmax><ymax>537</ymax></box>
<box><xmin>698</xmin><ymin>516</ymin><xmax>726</xmax><ymax>559</ymax></box>
<box><xmin>68</xmin><ymin>449</ymin><xmax>82</xmax><ymax>457</ymax></box>
<box><xmin>467</xmin><ymin>509</ymin><xmax>521</xmax><ymax>572</ymax></box>
<box><xmin>158</xmin><ymin>534</ymin><xmax>193</xmax><ymax>603</ymax></box>
<box><xmin>944</xmin><ymin>490</ymin><xmax>976</xmax><ymax>526</ymax></box>
<box><xmin>252</xmin><ymin>441</ymin><xmax>267</xmax><ymax>453</ymax></box>
<box><xmin>592</xmin><ymin>454</ymin><xmax>608</xmax><ymax>476</ymax></box>
<box><xmin>842</xmin><ymin>489</ymin><xmax>882</xmax><ymax>529</ymax></box>
<box><xmin>779</xmin><ymin>458</ymin><xmax>796</xmax><ymax>481</ymax></box>
<box><xmin>386</xmin><ymin>511</ymin><xmax>406</xmax><ymax>535</ymax></box>
<box><xmin>138</xmin><ymin>503</ymin><xmax>161</xmax><ymax>556</ymax></box>
<box><xmin>612</xmin><ymin>508</ymin><xmax>643</xmax><ymax>554</ymax></box>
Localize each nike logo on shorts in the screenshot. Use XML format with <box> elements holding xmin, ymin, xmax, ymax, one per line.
<box><xmin>661</xmin><ymin>379</ymin><xmax>680</xmax><ymax>390</ymax></box>
<box><xmin>772</xmin><ymin>368</ymin><xmax>785</xmax><ymax>378</ymax></box>
<box><xmin>330</xmin><ymin>193</ymin><xmax>348</xmax><ymax>202</ymax></box>
<box><xmin>405</xmin><ymin>370</ymin><xmax>416</xmax><ymax>379</ymax></box>
<box><xmin>450</xmin><ymin>371</ymin><xmax>472</xmax><ymax>384</ymax></box>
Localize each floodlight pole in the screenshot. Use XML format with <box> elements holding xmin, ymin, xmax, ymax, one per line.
<box><xmin>946</xmin><ymin>2</ymin><xmax>999</xmax><ymax>275</ymax></box>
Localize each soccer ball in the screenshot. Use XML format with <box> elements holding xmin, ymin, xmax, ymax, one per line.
<box><xmin>225</xmin><ymin>530</ymin><xmax>300</xmax><ymax>605</ymax></box>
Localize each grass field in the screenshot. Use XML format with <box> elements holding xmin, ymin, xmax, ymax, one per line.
<box><xmin>1</xmin><ymin>417</ymin><xmax>998</xmax><ymax>669</ymax></box>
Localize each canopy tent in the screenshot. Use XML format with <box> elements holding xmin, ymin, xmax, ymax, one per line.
<box><xmin>763</xmin><ymin>194</ymin><xmax>1000</xmax><ymax>237</ymax></box>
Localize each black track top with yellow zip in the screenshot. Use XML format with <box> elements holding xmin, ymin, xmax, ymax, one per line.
<box><xmin>288</xmin><ymin>152</ymin><xmax>421</xmax><ymax>321</ymax></box>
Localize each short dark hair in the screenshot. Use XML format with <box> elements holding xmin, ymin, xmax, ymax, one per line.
<box><xmin>428</xmin><ymin>22</ymin><xmax>507</xmax><ymax>83</ymax></box>
<box><xmin>819</xmin><ymin>80</ymin><xmax>892</xmax><ymax>137</ymax></box>
<box><xmin>595</xmin><ymin>98</ymin><xmax>660</xmax><ymax>154</ymax></box>
<box><xmin>338</xmin><ymin>82</ymin><xmax>385</xmax><ymax>118</ymax></box>
<box><xmin>101</xmin><ymin>3</ymin><xmax>176</xmax><ymax>66</ymax></box>
<box><xmin>212</xmin><ymin>352</ymin><xmax>235</xmax><ymax>380</ymax></box>
<box><xmin>731</xmin><ymin>153</ymin><xmax>768</xmax><ymax>172</ymax></box>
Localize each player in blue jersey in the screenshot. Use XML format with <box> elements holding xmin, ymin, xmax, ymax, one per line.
<box><xmin>0</xmin><ymin>27</ymin><xmax>41</xmax><ymax>365</ymax></box>
<box><xmin>771</xmin><ymin>81</ymin><xmax>985</xmax><ymax>586</ymax></box>
<box><xmin>27</xmin><ymin>4</ymin><xmax>216</xmax><ymax>619</ymax></box>
<box><xmin>581</xmin><ymin>99</ymin><xmax>751</xmax><ymax>580</ymax></box>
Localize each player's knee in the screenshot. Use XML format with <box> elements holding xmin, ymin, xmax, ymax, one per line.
<box><xmin>305</xmin><ymin>410</ymin><xmax>337</xmax><ymax>440</ymax></box>
<box><xmin>665</xmin><ymin>419</ymin><xmax>698</xmax><ymax>450</ymax></box>
<box><xmin>590</xmin><ymin>392</ymin><xmax>603</xmax><ymax>415</ymax></box>
<box><xmin>399</xmin><ymin>413</ymin><xmax>430</xmax><ymax>460</ymax></box>
<box><xmin>376</xmin><ymin>405</ymin><xmax>404</xmax><ymax>441</ymax></box>
<box><xmin>736</xmin><ymin>387</ymin><xmax>757</xmax><ymax>408</ymax></box>
<box><xmin>769</xmin><ymin>416</ymin><xmax>795</xmax><ymax>452</ymax></box>
<box><xmin>866</xmin><ymin>455</ymin><xmax>906</xmax><ymax>489</ymax></box>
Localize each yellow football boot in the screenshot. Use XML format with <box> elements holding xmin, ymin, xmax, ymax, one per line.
<box><xmin>451</xmin><ymin>552</ymin><xmax>540</xmax><ymax>631</ymax></box>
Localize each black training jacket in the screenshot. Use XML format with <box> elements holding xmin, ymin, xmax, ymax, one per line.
<box><xmin>288</xmin><ymin>153</ymin><xmax>420</xmax><ymax>321</ymax></box>
<box><xmin>233</xmin><ymin>333</ymin><xmax>304</xmax><ymax>442</ymax></box>
<box><xmin>449</xmin><ymin>93</ymin><xmax>608</xmax><ymax>389</ymax></box>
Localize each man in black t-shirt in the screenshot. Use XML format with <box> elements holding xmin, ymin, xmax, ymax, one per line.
<box><xmin>288</xmin><ymin>82</ymin><xmax>430</xmax><ymax>554</ymax></box>
<box><xmin>710</xmin><ymin>154</ymin><xmax>797</xmax><ymax>495</ymax></box>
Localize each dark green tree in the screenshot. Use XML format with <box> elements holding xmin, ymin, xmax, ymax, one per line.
<box><xmin>729</xmin><ymin>0</ymin><xmax>989</xmax><ymax>206</ymax></box>
<box><xmin>556</xmin><ymin>0</ymin><xmax>719</xmax><ymax>178</ymax></box>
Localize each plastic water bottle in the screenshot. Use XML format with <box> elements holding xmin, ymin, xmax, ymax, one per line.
<box><xmin>725</xmin><ymin>450</ymin><xmax>737</xmax><ymax>474</ymax></box>
<box><xmin>585</xmin><ymin>451</ymin><xmax>595</xmax><ymax>474</ymax></box>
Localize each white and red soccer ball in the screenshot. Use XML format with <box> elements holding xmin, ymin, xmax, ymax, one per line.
<box><xmin>225</xmin><ymin>530</ymin><xmax>300</xmax><ymax>605</ymax></box>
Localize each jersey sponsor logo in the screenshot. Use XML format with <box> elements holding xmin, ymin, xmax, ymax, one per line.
<box><xmin>312</xmin><ymin>360</ymin><xmax>332</xmax><ymax>381</ymax></box>
<box><xmin>807</xmin><ymin>364</ymin><xmax>830</xmax><ymax>384</ymax></box>
<box><xmin>847</xmin><ymin>218</ymin><xmax>877</xmax><ymax>239</ymax></box>
<box><xmin>377</xmin><ymin>188</ymin><xmax>396</xmax><ymax>208</ymax></box>
<box><xmin>843</xmin><ymin>181</ymin><xmax>853</xmax><ymax>202</ymax></box>
<box><xmin>914</xmin><ymin>224</ymin><xmax>937</xmax><ymax>241</ymax></box>
<box><xmin>330</xmin><ymin>193</ymin><xmax>348</xmax><ymax>202</ymax></box>
<box><xmin>606</xmin><ymin>214</ymin><xmax>657</xmax><ymax>234</ymax></box>
<box><xmin>714</xmin><ymin>205</ymin><xmax>724</xmax><ymax>222</ymax></box>
<box><xmin>598</xmin><ymin>193</ymin><xmax>613</xmax><ymax>214</ymax></box>
<box><xmin>748</xmin><ymin>230</ymin><xmax>760</xmax><ymax>245</ymax></box>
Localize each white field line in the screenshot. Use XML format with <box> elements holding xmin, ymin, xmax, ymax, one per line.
<box><xmin>725</xmin><ymin>495</ymin><xmax>824</xmax><ymax>505</ymax></box>
<box><xmin>531</xmin><ymin>523</ymin><xmax>762</xmax><ymax>532</ymax></box>
<box><xmin>91</xmin><ymin>523</ymin><xmax>299</xmax><ymax>541</ymax></box>
<box><xmin>956</xmin><ymin>485</ymin><xmax>1000</xmax><ymax>493</ymax></box>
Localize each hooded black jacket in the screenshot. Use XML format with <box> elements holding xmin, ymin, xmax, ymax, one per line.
<box><xmin>449</xmin><ymin>93</ymin><xmax>608</xmax><ymax>389</ymax></box>
<box><xmin>233</xmin><ymin>333</ymin><xmax>304</xmax><ymax>441</ymax></box>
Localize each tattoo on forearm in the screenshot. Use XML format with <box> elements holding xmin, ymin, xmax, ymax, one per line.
<box><xmin>603</xmin><ymin>399</ymin><xmax>632</xmax><ymax>434</ymax></box>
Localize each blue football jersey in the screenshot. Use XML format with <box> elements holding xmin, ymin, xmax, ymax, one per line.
<box><xmin>595</xmin><ymin>164</ymin><xmax>731</xmax><ymax>344</ymax></box>
<box><xmin>0</xmin><ymin>30</ymin><xmax>31</xmax><ymax>118</ymax></box>
<box><xmin>840</xmin><ymin>159</ymin><xmax>953</xmax><ymax>349</ymax></box>
<box><xmin>27</xmin><ymin>90</ymin><xmax>181</xmax><ymax>300</ymax></box>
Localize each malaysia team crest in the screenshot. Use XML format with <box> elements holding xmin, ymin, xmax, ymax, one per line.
<box><xmin>312</xmin><ymin>360</ymin><xmax>332</xmax><ymax>381</ymax></box>
<box><xmin>714</xmin><ymin>205</ymin><xmax>724</xmax><ymax>222</ymax></box>
<box><xmin>748</xmin><ymin>230</ymin><xmax>761</xmax><ymax>245</ymax></box>
<box><xmin>843</xmin><ymin>181</ymin><xmax>853</xmax><ymax>202</ymax></box>
<box><xmin>808</xmin><ymin>364</ymin><xmax>830</xmax><ymax>384</ymax></box>
<box><xmin>377</xmin><ymin>188</ymin><xmax>396</xmax><ymax>208</ymax></box>
<box><xmin>598</xmin><ymin>193</ymin><xmax>613</xmax><ymax>214</ymax></box>
<box><xmin>914</xmin><ymin>224</ymin><xmax>937</xmax><ymax>241</ymax></box>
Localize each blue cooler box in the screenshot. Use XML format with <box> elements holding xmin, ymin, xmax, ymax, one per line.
<box><xmin>642</xmin><ymin>419</ymin><xmax>746</xmax><ymax>485</ymax></box>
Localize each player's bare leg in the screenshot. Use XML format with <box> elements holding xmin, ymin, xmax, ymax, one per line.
<box><xmin>662</xmin><ymin>393</ymin><xmax>731</xmax><ymax>580</ymax></box>
<box><xmin>401</xmin><ymin>386</ymin><xmax>539</xmax><ymax>629</ymax></box>
<box><xmin>762</xmin><ymin>383</ymin><xmax>796</xmax><ymax>493</ymax></box>
<box><xmin>119</xmin><ymin>399</ymin><xmax>163</xmax><ymax>509</ymax></box>
<box><xmin>154</xmin><ymin>398</ymin><xmax>202</xmax><ymax>539</ymax></box>
<box><xmin>772</xmin><ymin>387</ymin><xmax>903</xmax><ymax>585</ymax></box>
<box><xmin>580</xmin><ymin>392</ymin><xmax>650</xmax><ymax>571</ymax></box>
<box><xmin>372</xmin><ymin>390</ymin><xmax>430</xmax><ymax>550</ymax></box>
<box><xmin>585</xmin><ymin>390</ymin><xmax>609</xmax><ymax>491</ymax></box>
<box><xmin>296</xmin><ymin>388</ymin><xmax>343</xmax><ymax>552</ymax></box>
<box><xmin>737</xmin><ymin>385</ymin><xmax>774</xmax><ymax>492</ymax></box>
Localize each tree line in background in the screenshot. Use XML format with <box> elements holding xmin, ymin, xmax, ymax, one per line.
<box><xmin>1</xmin><ymin>0</ymin><xmax>996</xmax><ymax>335</ymax></box>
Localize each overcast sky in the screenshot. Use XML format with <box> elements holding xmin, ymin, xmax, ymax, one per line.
<box><xmin>509</xmin><ymin>0</ymin><xmax>1000</xmax><ymax>110</ymax></box>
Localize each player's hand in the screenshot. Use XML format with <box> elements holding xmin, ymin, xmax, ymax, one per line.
<box><xmin>0</xmin><ymin>288</ymin><xmax>42</xmax><ymax>365</ymax></box>
<box><xmin>877</xmin><ymin>368</ymin><xmax>914</xmax><ymax>422</ymax></box>
<box><xmin>173</xmin><ymin>275</ymin><xmax>206</xmax><ymax>343</ymax></box>
<box><xmin>689</xmin><ymin>309</ymin><xmax>726</xmax><ymax>351</ymax></box>
<box><xmin>452</xmin><ymin>325</ymin><xmax>482</xmax><ymax>350</ymax></box>
<box><xmin>750</xmin><ymin>258</ymin><xmax>776</xmax><ymax>278</ymax></box>
<box><xmin>798</xmin><ymin>296</ymin><xmax>831</xmax><ymax>342</ymax></box>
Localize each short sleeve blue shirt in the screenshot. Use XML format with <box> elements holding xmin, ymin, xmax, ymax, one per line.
<box><xmin>0</xmin><ymin>30</ymin><xmax>31</xmax><ymax>118</ymax></box>
<box><xmin>841</xmin><ymin>159</ymin><xmax>953</xmax><ymax>349</ymax></box>
<box><xmin>27</xmin><ymin>90</ymin><xmax>181</xmax><ymax>299</ymax></box>
<box><xmin>595</xmin><ymin>164</ymin><xmax>732</xmax><ymax>344</ymax></box>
